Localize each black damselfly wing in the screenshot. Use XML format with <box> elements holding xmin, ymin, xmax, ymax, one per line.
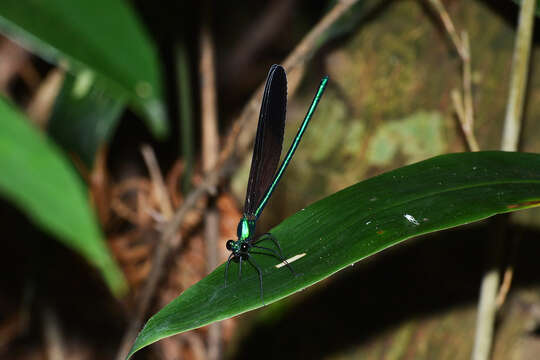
<box><xmin>243</xmin><ymin>64</ymin><xmax>287</xmax><ymax>217</ymax></box>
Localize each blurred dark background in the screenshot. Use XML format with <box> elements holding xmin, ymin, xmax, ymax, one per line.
<box><xmin>1</xmin><ymin>0</ymin><xmax>540</xmax><ymax>359</ymax></box>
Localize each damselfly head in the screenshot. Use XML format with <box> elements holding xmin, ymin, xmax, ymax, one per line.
<box><xmin>226</xmin><ymin>240</ymin><xmax>236</xmax><ymax>251</ymax></box>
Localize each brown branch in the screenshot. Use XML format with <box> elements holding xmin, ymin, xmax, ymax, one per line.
<box><xmin>473</xmin><ymin>1</ymin><xmax>536</xmax><ymax>359</ymax></box>
<box><xmin>426</xmin><ymin>0</ymin><xmax>465</xmax><ymax>60</ymax></box>
<box><xmin>427</xmin><ymin>0</ymin><xmax>479</xmax><ymax>151</ymax></box>
<box><xmin>141</xmin><ymin>145</ymin><xmax>173</xmax><ymax>219</ymax></box>
<box><xmin>460</xmin><ymin>31</ymin><xmax>479</xmax><ymax>152</ymax></box>
<box><xmin>115</xmin><ymin>161</ymin><xmax>233</xmax><ymax>360</ymax></box>
<box><xmin>495</xmin><ymin>266</ymin><xmax>514</xmax><ymax>309</ymax></box>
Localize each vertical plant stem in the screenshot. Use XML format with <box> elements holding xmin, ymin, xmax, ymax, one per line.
<box><xmin>200</xmin><ymin>6</ymin><xmax>222</xmax><ymax>359</ymax></box>
<box><xmin>177</xmin><ymin>41</ymin><xmax>194</xmax><ymax>194</ymax></box>
<box><xmin>42</xmin><ymin>305</ymin><xmax>65</xmax><ymax>360</ymax></box>
<box><xmin>472</xmin><ymin>224</ymin><xmax>504</xmax><ymax>360</ymax></box>
<box><xmin>501</xmin><ymin>0</ymin><xmax>536</xmax><ymax>152</ymax></box>
<box><xmin>472</xmin><ymin>1</ymin><xmax>536</xmax><ymax>359</ymax></box>
<box><xmin>461</xmin><ymin>32</ymin><xmax>480</xmax><ymax>152</ymax></box>
<box><xmin>501</xmin><ymin>0</ymin><xmax>536</xmax><ymax>151</ymax></box>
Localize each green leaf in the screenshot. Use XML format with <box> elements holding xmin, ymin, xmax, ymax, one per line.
<box><xmin>49</xmin><ymin>71</ymin><xmax>125</xmax><ymax>167</ymax></box>
<box><xmin>129</xmin><ymin>151</ymin><xmax>540</xmax><ymax>357</ymax></box>
<box><xmin>0</xmin><ymin>0</ymin><xmax>166</xmax><ymax>137</ymax></box>
<box><xmin>0</xmin><ymin>96</ymin><xmax>127</xmax><ymax>296</ymax></box>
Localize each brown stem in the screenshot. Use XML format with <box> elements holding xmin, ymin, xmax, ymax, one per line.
<box><xmin>200</xmin><ymin>7</ymin><xmax>222</xmax><ymax>360</ymax></box>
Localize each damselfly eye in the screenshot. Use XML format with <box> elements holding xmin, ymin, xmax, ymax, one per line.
<box><xmin>240</xmin><ymin>243</ymin><xmax>249</xmax><ymax>252</ymax></box>
<box><xmin>226</xmin><ymin>240</ymin><xmax>235</xmax><ymax>251</ymax></box>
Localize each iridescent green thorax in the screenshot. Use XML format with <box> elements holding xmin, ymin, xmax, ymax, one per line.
<box><xmin>237</xmin><ymin>216</ymin><xmax>256</xmax><ymax>243</ymax></box>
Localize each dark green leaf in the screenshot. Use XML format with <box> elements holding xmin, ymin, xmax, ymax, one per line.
<box><xmin>0</xmin><ymin>0</ymin><xmax>166</xmax><ymax>137</ymax></box>
<box><xmin>49</xmin><ymin>71</ymin><xmax>124</xmax><ymax>167</ymax></box>
<box><xmin>129</xmin><ymin>151</ymin><xmax>540</xmax><ymax>358</ymax></box>
<box><xmin>0</xmin><ymin>96</ymin><xmax>127</xmax><ymax>295</ymax></box>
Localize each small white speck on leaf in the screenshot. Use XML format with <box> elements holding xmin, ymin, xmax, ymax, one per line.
<box><xmin>404</xmin><ymin>214</ymin><xmax>420</xmax><ymax>225</ymax></box>
<box><xmin>275</xmin><ymin>253</ymin><xmax>306</xmax><ymax>268</ymax></box>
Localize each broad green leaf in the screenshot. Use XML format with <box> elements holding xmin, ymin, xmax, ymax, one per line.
<box><xmin>0</xmin><ymin>0</ymin><xmax>166</xmax><ymax>137</ymax></box>
<box><xmin>0</xmin><ymin>96</ymin><xmax>127</xmax><ymax>295</ymax></box>
<box><xmin>49</xmin><ymin>71</ymin><xmax>125</xmax><ymax>167</ymax></box>
<box><xmin>129</xmin><ymin>151</ymin><xmax>540</xmax><ymax>358</ymax></box>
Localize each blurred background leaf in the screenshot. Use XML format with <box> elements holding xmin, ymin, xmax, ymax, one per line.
<box><xmin>0</xmin><ymin>1</ymin><xmax>540</xmax><ymax>359</ymax></box>
<box><xmin>0</xmin><ymin>0</ymin><xmax>166</xmax><ymax>137</ymax></box>
<box><xmin>48</xmin><ymin>71</ymin><xmax>125</xmax><ymax>168</ymax></box>
<box><xmin>0</xmin><ymin>96</ymin><xmax>126</xmax><ymax>295</ymax></box>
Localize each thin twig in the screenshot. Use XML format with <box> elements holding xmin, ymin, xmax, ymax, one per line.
<box><xmin>116</xmin><ymin>3</ymin><xmax>356</xmax><ymax>357</ymax></box>
<box><xmin>501</xmin><ymin>0</ymin><xmax>535</xmax><ymax>152</ymax></box>
<box><xmin>200</xmin><ymin>6</ymin><xmax>222</xmax><ymax>360</ymax></box>
<box><xmin>428</xmin><ymin>0</ymin><xmax>479</xmax><ymax>151</ymax></box>
<box><xmin>42</xmin><ymin>305</ymin><xmax>65</xmax><ymax>360</ymax></box>
<box><xmin>451</xmin><ymin>89</ymin><xmax>465</xmax><ymax>124</ymax></box>
<box><xmin>473</xmin><ymin>0</ymin><xmax>536</xmax><ymax>359</ymax></box>
<box><xmin>141</xmin><ymin>145</ymin><xmax>173</xmax><ymax>219</ymax></box>
<box><xmin>495</xmin><ymin>226</ymin><xmax>520</xmax><ymax>311</ymax></box>
<box><xmin>460</xmin><ymin>31</ymin><xmax>479</xmax><ymax>152</ymax></box>
<box><xmin>201</xmin><ymin>35</ymin><xmax>219</xmax><ymax>174</ymax></box>
<box><xmin>115</xmin><ymin>161</ymin><xmax>233</xmax><ymax>360</ymax></box>
<box><xmin>472</xmin><ymin>225</ymin><xmax>504</xmax><ymax>360</ymax></box>
<box><xmin>26</xmin><ymin>67</ymin><xmax>65</xmax><ymax>129</ymax></box>
<box><xmin>116</xmin><ymin>147</ymin><xmax>179</xmax><ymax>360</ymax></box>
<box><xmin>426</xmin><ymin>0</ymin><xmax>466</xmax><ymax>60</ymax></box>
<box><xmin>451</xmin><ymin>74</ymin><xmax>479</xmax><ymax>151</ymax></box>
<box><xmin>495</xmin><ymin>266</ymin><xmax>514</xmax><ymax>310</ymax></box>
